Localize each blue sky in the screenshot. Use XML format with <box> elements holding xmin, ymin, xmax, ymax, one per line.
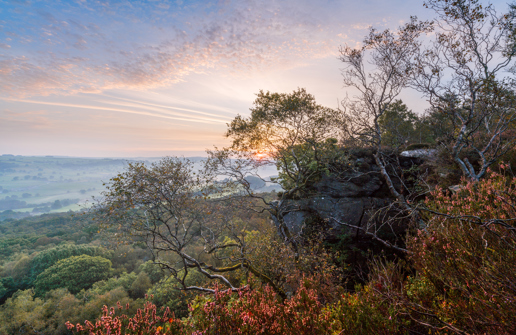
<box><xmin>0</xmin><ymin>0</ymin><xmax>510</xmax><ymax>157</ymax></box>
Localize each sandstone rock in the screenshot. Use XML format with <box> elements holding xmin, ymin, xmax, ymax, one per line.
<box><xmin>313</xmin><ymin>173</ymin><xmax>383</xmax><ymax>198</ymax></box>
<box><xmin>280</xmin><ymin>195</ymin><xmax>394</xmax><ymax>237</ymax></box>
<box><xmin>276</xmin><ymin>152</ymin><xmax>425</xmax><ymax>238</ymax></box>
<box><xmin>400</xmin><ymin>149</ymin><xmax>436</xmax><ymax>158</ymax></box>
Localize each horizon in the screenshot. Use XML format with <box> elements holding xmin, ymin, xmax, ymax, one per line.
<box><xmin>0</xmin><ymin>153</ymin><xmax>210</xmax><ymax>159</ymax></box>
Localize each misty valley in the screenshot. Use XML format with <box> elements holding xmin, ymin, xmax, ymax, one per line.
<box><xmin>0</xmin><ymin>155</ymin><xmax>281</xmax><ymax>222</ymax></box>
<box><xmin>0</xmin><ymin>155</ymin><xmax>132</xmax><ymax>220</ymax></box>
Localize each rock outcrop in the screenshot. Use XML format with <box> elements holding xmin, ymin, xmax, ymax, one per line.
<box><xmin>278</xmin><ymin>152</ymin><xmax>424</xmax><ymax>238</ymax></box>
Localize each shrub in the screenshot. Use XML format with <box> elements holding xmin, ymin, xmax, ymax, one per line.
<box><xmin>66</xmin><ymin>300</ymin><xmax>185</xmax><ymax>335</ymax></box>
<box><xmin>405</xmin><ymin>165</ymin><xmax>516</xmax><ymax>333</ymax></box>
<box><xmin>188</xmin><ymin>278</ymin><xmax>327</xmax><ymax>335</ymax></box>
<box><xmin>72</xmin><ymin>275</ymin><xmax>410</xmax><ymax>335</ymax></box>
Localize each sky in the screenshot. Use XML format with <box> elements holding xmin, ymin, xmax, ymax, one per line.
<box><xmin>0</xmin><ymin>0</ymin><xmax>510</xmax><ymax>157</ymax></box>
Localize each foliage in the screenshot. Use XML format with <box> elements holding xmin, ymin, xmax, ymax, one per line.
<box><xmin>188</xmin><ymin>278</ymin><xmax>328</xmax><ymax>334</ymax></box>
<box><xmin>325</xmin><ymin>275</ymin><xmax>409</xmax><ymax>334</ymax></box>
<box><xmin>109</xmin><ymin>244</ymin><xmax>152</xmax><ymax>275</ymax></box>
<box><xmin>0</xmin><ymin>282</ymin><xmax>6</xmax><ymax>299</ymax></box>
<box><xmin>245</xmin><ymin>227</ymin><xmax>344</xmax><ymax>301</ymax></box>
<box><xmin>0</xmin><ymin>288</ymin><xmax>80</xmax><ymax>335</ymax></box>
<box><xmin>28</xmin><ymin>244</ymin><xmax>108</xmax><ymax>286</ymax></box>
<box><xmin>227</xmin><ymin>88</ymin><xmax>341</xmax><ymax>154</ymax></box>
<box><xmin>0</xmin><ymin>230</ymin><xmax>110</xmax><ymax>302</ymax></box>
<box><xmin>130</xmin><ymin>272</ymin><xmax>152</xmax><ymax>299</ymax></box>
<box><xmin>347</xmin><ymin>165</ymin><xmax>516</xmax><ymax>334</ymax></box>
<box><xmin>138</xmin><ymin>260</ymin><xmax>166</xmax><ymax>284</ymax></box>
<box><xmin>70</xmin><ymin>275</ymin><xmax>407</xmax><ymax>335</ymax></box>
<box><xmin>225</xmin><ymin>89</ymin><xmax>346</xmax><ymax>197</ymax></box>
<box><xmin>405</xmin><ymin>165</ymin><xmax>516</xmax><ymax>333</ymax></box>
<box><xmin>0</xmin><ymin>235</ymin><xmax>39</xmax><ymax>259</ymax></box>
<box><xmin>66</xmin><ymin>300</ymin><xmax>185</xmax><ymax>335</ymax></box>
<box><xmin>0</xmin><ymin>213</ymin><xmax>85</xmax><ymax>256</ymax></box>
<box><xmin>149</xmin><ymin>271</ymin><xmax>206</xmax><ymax>318</ymax></box>
<box><xmin>89</xmin><ymin>272</ymin><xmax>137</xmax><ymax>296</ymax></box>
<box><xmin>74</xmin><ymin>287</ymin><xmax>140</xmax><ymax>330</ymax></box>
<box><xmin>0</xmin><ymin>289</ymin><xmax>48</xmax><ymax>334</ymax></box>
<box><xmin>276</xmin><ymin>138</ymin><xmax>351</xmax><ymax>196</ymax></box>
<box><xmin>378</xmin><ymin>100</ymin><xmax>433</xmax><ymax>149</ymax></box>
<box><xmin>34</xmin><ymin>255</ymin><xmax>113</xmax><ymax>295</ymax></box>
<box><xmin>0</xmin><ymin>286</ymin><xmax>143</xmax><ymax>335</ymax></box>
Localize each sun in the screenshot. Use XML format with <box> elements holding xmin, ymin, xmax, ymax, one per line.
<box><xmin>254</xmin><ymin>151</ymin><xmax>268</xmax><ymax>160</ymax></box>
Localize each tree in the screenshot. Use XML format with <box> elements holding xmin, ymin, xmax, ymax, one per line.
<box><xmin>227</xmin><ymin>88</ymin><xmax>341</xmax><ymax>154</ymax></box>
<box><xmin>225</xmin><ymin>88</ymin><xmax>345</xmax><ymax>197</ymax></box>
<box><xmin>93</xmin><ymin>108</ymin><xmax>344</xmax><ymax>297</ymax></box>
<box><xmin>335</xmin><ymin>18</ymin><xmax>433</xmax><ymax>253</ymax></box>
<box><xmin>410</xmin><ymin>0</ymin><xmax>516</xmax><ymax>181</ymax></box>
<box><xmin>93</xmin><ymin>157</ymin><xmax>284</xmax><ymax>296</ymax></box>
<box><xmin>340</xmin><ymin>18</ymin><xmax>431</xmax><ymax>207</ymax></box>
<box><xmin>0</xmin><ymin>282</ymin><xmax>6</xmax><ymax>300</ymax></box>
<box><xmin>0</xmin><ymin>289</ymin><xmax>46</xmax><ymax>335</ymax></box>
<box><xmin>209</xmin><ymin>88</ymin><xmax>347</xmax><ymax>257</ymax></box>
<box><xmin>34</xmin><ymin>255</ymin><xmax>112</xmax><ymax>295</ymax></box>
<box><xmin>27</xmin><ymin>244</ymin><xmax>107</xmax><ymax>288</ymax></box>
<box><xmin>377</xmin><ymin>100</ymin><xmax>430</xmax><ymax>149</ymax></box>
<box><xmin>51</xmin><ymin>200</ymin><xmax>62</xmax><ymax>210</ymax></box>
<box><xmin>129</xmin><ymin>272</ymin><xmax>152</xmax><ymax>299</ymax></box>
<box><xmin>273</xmin><ymin>138</ymin><xmax>344</xmax><ymax>193</ymax></box>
